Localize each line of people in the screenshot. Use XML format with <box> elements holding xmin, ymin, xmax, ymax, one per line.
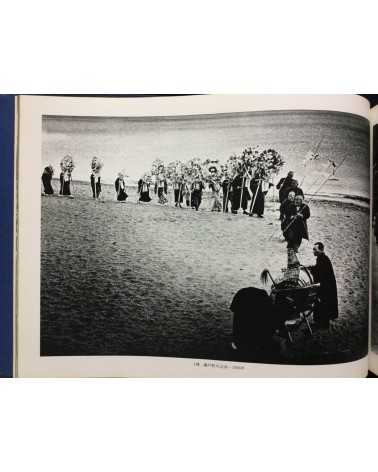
<box><xmin>42</xmin><ymin>167</ymin><xmax>310</xmax><ymax>248</ymax></box>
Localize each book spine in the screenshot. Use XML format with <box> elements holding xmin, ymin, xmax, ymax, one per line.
<box><xmin>0</xmin><ymin>95</ymin><xmax>15</xmax><ymax>377</ymax></box>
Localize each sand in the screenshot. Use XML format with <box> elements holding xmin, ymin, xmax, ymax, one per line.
<box><xmin>40</xmin><ymin>187</ymin><xmax>369</xmax><ymax>364</ymax></box>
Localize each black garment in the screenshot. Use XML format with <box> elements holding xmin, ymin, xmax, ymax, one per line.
<box><xmin>41</xmin><ymin>168</ymin><xmax>54</xmax><ymax>194</ymax></box>
<box><xmin>59</xmin><ymin>172</ymin><xmax>71</xmax><ymax>196</ymax></box>
<box><xmin>91</xmin><ymin>174</ymin><xmax>101</xmax><ymax>198</ymax></box>
<box><xmin>231</xmin><ymin>175</ymin><xmax>250</xmax><ymax>212</ymax></box>
<box><xmin>279</xmin><ymin>197</ymin><xmax>294</xmax><ymax>238</ymax></box>
<box><xmin>249</xmin><ymin>178</ymin><xmax>265</xmax><ymax>216</ymax></box>
<box><xmin>174</xmin><ymin>182</ymin><xmax>184</xmax><ymax>204</ymax></box>
<box><xmin>276</xmin><ymin>176</ymin><xmax>294</xmax><ymax>203</ymax></box>
<box><xmin>115</xmin><ymin>178</ymin><xmax>128</xmax><ymax>201</ymax></box>
<box><xmin>154</xmin><ymin>180</ymin><xmax>168</xmax><ymax>195</ymax></box>
<box><xmin>284</xmin><ymin>202</ymin><xmax>310</xmax><ymax>252</ymax></box>
<box><xmin>308</xmin><ymin>253</ymin><xmax>339</xmax><ymax>326</ymax></box>
<box><xmin>138</xmin><ymin>179</ymin><xmax>151</xmax><ymax>202</ymax></box>
<box><xmin>230</xmin><ymin>287</ymin><xmax>279</xmax><ymax>356</ymax></box>
<box><xmin>222</xmin><ymin>179</ymin><xmax>233</xmax><ymax>212</ymax></box>
<box><xmin>191</xmin><ymin>181</ymin><xmax>204</xmax><ymax>210</ymax></box>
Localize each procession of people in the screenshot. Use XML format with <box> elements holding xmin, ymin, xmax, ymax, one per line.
<box><xmin>41</xmin><ymin>148</ymin><xmax>340</xmax><ymax>360</ymax></box>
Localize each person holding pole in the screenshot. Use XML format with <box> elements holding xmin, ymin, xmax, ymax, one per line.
<box><xmin>222</xmin><ymin>176</ymin><xmax>233</xmax><ymax>213</ymax></box>
<box><xmin>249</xmin><ymin>173</ymin><xmax>265</xmax><ymax>218</ymax></box>
<box><xmin>231</xmin><ymin>170</ymin><xmax>250</xmax><ymax>214</ymax></box>
<box><xmin>283</xmin><ymin>195</ymin><xmax>310</xmax><ymax>253</ymax></box>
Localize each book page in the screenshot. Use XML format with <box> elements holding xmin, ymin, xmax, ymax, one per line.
<box><xmin>16</xmin><ymin>95</ymin><xmax>370</xmax><ymax>377</ymax></box>
<box><xmin>369</xmin><ymin>104</ymin><xmax>378</xmax><ymax>375</ymax></box>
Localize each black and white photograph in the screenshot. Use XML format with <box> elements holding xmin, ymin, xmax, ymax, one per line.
<box><xmin>39</xmin><ymin>106</ymin><xmax>370</xmax><ymax>365</ymax></box>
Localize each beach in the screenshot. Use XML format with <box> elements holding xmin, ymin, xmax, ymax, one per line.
<box><xmin>41</xmin><ymin>186</ymin><xmax>369</xmax><ymax>364</ymax></box>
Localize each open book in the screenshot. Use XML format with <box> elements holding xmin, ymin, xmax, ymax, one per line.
<box><xmin>1</xmin><ymin>94</ymin><xmax>377</xmax><ymax>377</ymax></box>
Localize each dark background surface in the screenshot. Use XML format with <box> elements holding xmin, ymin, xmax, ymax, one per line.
<box><xmin>360</xmin><ymin>94</ymin><xmax>378</xmax><ymax>107</ymax></box>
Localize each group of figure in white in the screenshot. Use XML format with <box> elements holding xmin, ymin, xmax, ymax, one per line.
<box><xmin>41</xmin><ymin>146</ymin><xmax>332</xmax><ymax>254</ymax></box>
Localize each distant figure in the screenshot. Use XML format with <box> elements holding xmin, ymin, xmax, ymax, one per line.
<box><xmin>138</xmin><ymin>176</ymin><xmax>152</xmax><ymax>202</ymax></box>
<box><xmin>41</xmin><ymin>166</ymin><xmax>54</xmax><ymax>194</ymax></box>
<box><xmin>276</xmin><ymin>171</ymin><xmax>294</xmax><ymax>203</ymax></box>
<box><xmin>230</xmin><ymin>287</ymin><xmax>279</xmax><ymax>356</ymax></box>
<box><xmin>222</xmin><ymin>177</ymin><xmax>233</xmax><ymax>213</ymax></box>
<box><xmin>231</xmin><ymin>172</ymin><xmax>250</xmax><ymax>214</ymax></box>
<box><xmin>307</xmin><ymin>242</ymin><xmax>339</xmax><ymax>329</ymax></box>
<box><xmin>208</xmin><ymin>179</ymin><xmax>222</xmax><ymax>212</ymax></box>
<box><xmin>115</xmin><ymin>173</ymin><xmax>128</xmax><ymax>201</ymax></box>
<box><xmin>90</xmin><ymin>173</ymin><xmax>101</xmax><ymax>199</ymax></box>
<box><xmin>191</xmin><ymin>177</ymin><xmax>204</xmax><ymax>211</ymax></box>
<box><xmin>289</xmin><ymin>179</ymin><xmax>304</xmax><ymax>198</ymax></box>
<box><xmin>249</xmin><ymin>176</ymin><xmax>265</xmax><ymax>217</ymax></box>
<box><xmin>284</xmin><ymin>195</ymin><xmax>310</xmax><ymax>252</ymax></box>
<box><xmin>59</xmin><ymin>171</ymin><xmax>72</xmax><ymax>196</ymax></box>
<box><xmin>173</xmin><ymin>178</ymin><xmax>184</xmax><ymax>207</ymax></box>
<box><xmin>155</xmin><ymin>175</ymin><xmax>168</xmax><ymax>204</ymax></box>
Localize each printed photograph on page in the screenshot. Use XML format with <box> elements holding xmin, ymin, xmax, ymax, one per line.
<box><xmin>39</xmin><ymin>108</ymin><xmax>369</xmax><ymax>365</ymax></box>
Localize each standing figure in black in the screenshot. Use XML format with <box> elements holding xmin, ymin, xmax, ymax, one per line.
<box><xmin>173</xmin><ymin>177</ymin><xmax>184</xmax><ymax>207</ymax></box>
<box><xmin>138</xmin><ymin>175</ymin><xmax>152</xmax><ymax>202</ymax></box>
<box><xmin>276</xmin><ymin>171</ymin><xmax>295</xmax><ymax>203</ymax></box>
<box><xmin>280</xmin><ymin>190</ymin><xmax>295</xmax><ymax>239</ymax></box>
<box><xmin>41</xmin><ymin>165</ymin><xmax>54</xmax><ymax>195</ymax></box>
<box><xmin>90</xmin><ymin>173</ymin><xmax>102</xmax><ymax>199</ymax></box>
<box><xmin>307</xmin><ymin>242</ymin><xmax>338</xmax><ymax>329</ymax></box>
<box><xmin>115</xmin><ymin>173</ymin><xmax>128</xmax><ymax>201</ymax></box>
<box><xmin>59</xmin><ymin>170</ymin><xmax>72</xmax><ymax>196</ymax></box>
<box><xmin>191</xmin><ymin>176</ymin><xmax>204</xmax><ymax>211</ymax></box>
<box><xmin>249</xmin><ymin>174</ymin><xmax>265</xmax><ymax>218</ymax></box>
<box><xmin>222</xmin><ymin>176</ymin><xmax>233</xmax><ymax>213</ymax></box>
<box><xmin>284</xmin><ymin>195</ymin><xmax>310</xmax><ymax>252</ymax></box>
<box><xmin>231</xmin><ymin>171</ymin><xmax>250</xmax><ymax>214</ymax></box>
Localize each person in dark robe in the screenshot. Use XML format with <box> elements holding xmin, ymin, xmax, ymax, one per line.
<box><xmin>307</xmin><ymin>242</ymin><xmax>339</xmax><ymax>329</ymax></box>
<box><xmin>41</xmin><ymin>166</ymin><xmax>54</xmax><ymax>194</ymax></box>
<box><xmin>230</xmin><ymin>287</ymin><xmax>280</xmax><ymax>358</ymax></box>
<box><xmin>249</xmin><ymin>176</ymin><xmax>265</xmax><ymax>217</ymax></box>
<box><xmin>90</xmin><ymin>173</ymin><xmax>101</xmax><ymax>199</ymax></box>
<box><xmin>191</xmin><ymin>177</ymin><xmax>204</xmax><ymax>211</ymax></box>
<box><xmin>115</xmin><ymin>173</ymin><xmax>128</xmax><ymax>201</ymax></box>
<box><xmin>173</xmin><ymin>178</ymin><xmax>184</xmax><ymax>207</ymax></box>
<box><xmin>289</xmin><ymin>179</ymin><xmax>304</xmax><ymax>198</ymax></box>
<box><xmin>276</xmin><ymin>171</ymin><xmax>294</xmax><ymax>203</ymax></box>
<box><xmin>138</xmin><ymin>177</ymin><xmax>152</xmax><ymax>202</ymax></box>
<box><xmin>154</xmin><ymin>175</ymin><xmax>168</xmax><ymax>204</ymax></box>
<box><xmin>231</xmin><ymin>172</ymin><xmax>250</xmax><ymax>214</ymax></box>
<box><xmin>222</xmin><ymin>177</ymin><xmax>233</xmax><ymax>212</ymax></box>
<box><xmin>283</xmin><ymin>195</ymin><xmax>310</xmax><ymax>252</ymax></box>
<box><xmin>279</xmin><ymin>191</ymin><xmax>296</xmax><ymax>237</ymax></box>
<box><xmin>59</xmin><ymin>171</ymin><xmax>72</xmax><ymax>196</ymax></box>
